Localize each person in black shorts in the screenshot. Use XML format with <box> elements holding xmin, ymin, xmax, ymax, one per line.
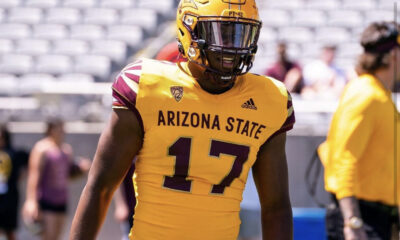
<box><xmin>0</xmin><ymin>124</ymin><xmax>29</xmax><ymax>240</ymax></box>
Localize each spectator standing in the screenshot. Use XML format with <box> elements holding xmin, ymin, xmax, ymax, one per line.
<box><xmin>302</xmin><ymin>45</ymin><xmax>347</xmax><ymax>99</ymax></box>
<box><xmin>265</xmin><ymin>42</ymin><xmax>303</xmax><ymax>93</ymax></box>
<box><xmin>0</xmin><ymin>124</ymin><xmax>29</xmax><ymax>240</ymax></box>
<box><xmin>318</xmin><ymin>22</ymin><xmax>400</xmax><ymax>240</ymax></box>
<box><xmin>22</xmin><ymin>118</ymin><xmax>90</xmax><ymax>240</ymax></box>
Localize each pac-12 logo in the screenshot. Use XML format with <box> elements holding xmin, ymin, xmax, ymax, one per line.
<box><xmin>170</xmin><ymin>86</ymin><xmax>184</xmax><ymax>102</ymax></box>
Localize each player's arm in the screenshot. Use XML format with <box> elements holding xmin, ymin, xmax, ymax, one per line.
<box><xmin>69</xmin><ymin>109</ymin><xmax>143</xmax><ymax>240</ymax></box>
<box><xmin>252</xmin><ymin>132</ymin><xmax>293</xmax><ymax>240</ymax></box>
<box><xmin>22</xmin><ymin>143</ymin><xmax>45</xmax><ymax>222</ymax></box>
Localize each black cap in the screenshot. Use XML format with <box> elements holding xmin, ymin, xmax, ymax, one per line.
<box><xmin>362</xmin><ymin>22</ymin><xmax>400</xmax><ymax>54</ymax></box>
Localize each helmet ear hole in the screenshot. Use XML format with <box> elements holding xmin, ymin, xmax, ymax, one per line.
<box><xmin>179</xmin><ymin>28</ymin><xmax>185</xmax><ymax>37</ymax></box>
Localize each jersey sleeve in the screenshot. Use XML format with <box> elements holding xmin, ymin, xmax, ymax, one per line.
<box><xmin>267</xmin><ymin>91</ymin><xmax>295</xmax><ymax>142</ymax></box>
<box><xmin>111</xmin><ymin>60</ymin><xmax>144</xmax><ymax>131</ymax></box>
<box><xmin>276</xmin><ymin>91</ymin><xmax>295</xmax><ymax>134</ymax></box>
<box><xmin>327</xmin><ymin>92</ymin><xmax>376</xmax><ymax>199</ymax></box>
<box><xmin>112</xmin><ymin>60</ymin><xmax>143</xmax><ymax>111</ymax></box>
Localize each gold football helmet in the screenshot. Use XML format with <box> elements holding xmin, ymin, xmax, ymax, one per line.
<box><xmin>176</xmin><ymin>0</ymin><xmax>262</xmax><ymax>80</ymax></box>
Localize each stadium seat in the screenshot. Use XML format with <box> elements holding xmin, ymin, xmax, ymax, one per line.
<box><xmin>0</xmin><ymin>39</ymin><xmax>14</xmax><ymax>54</ymax></box>
<box><xmin>365</xmin><ymin>10</ymin><xmax>395</xmax><ymax>24</ymax></box>
<box><xmin>337</xmin><ymin>42</ymin><xmax>363</xmax><ymax>58</ymax></box>
<box><xmin>83</xmin><ymin>8</ymin><xmax>118</xmax><ymax>25</ymax></box>
<box><xmin>259</xmin><ymin>9</ymin><xmax>291</xmax><ymax>27</ymax></box>
<box><xmin>301</xmin><ymin>42</ymin><xmax>324</xmax><ymax>58</ymax></box>
<box><xmin>265</xmin><ymin>0</ymin><xmax>302</xmax><ymax>10</ymax></box>
<box><xmin>342</xmin><ymin>0</ymin><xmax>376</xmax><ymax>10</ymax></box>
<box><xmin>58</xmin><ymin>73</ymin><xmax>95</xmax><ymax>83</ymax></box>
<box><xmin>257</xmin><ymin>42</ymin><xmax>277</xmax><ymax>58</ymax></box>
<box><xmin>19</xmin><ymin>73</ymin><xmax>56</xmax><ymax>94</ymax></box>
<box><xmin>279</xmin><ymin>27</ymin><xmax>314</xmax><ymax>43</ymax></box>
<box><xmin>315</xmin><ymin>27</ymin><xmax>351</xmax><ymax>44</ymax></box>
<box><xmin>7</xmin><ymin>7</ymin><xmax>43</xmax><ymax>24</ymax></box>
<box><xmin>379</xmin><ymin>0</ymin><xmax>397</xmax><ymax>10</ymax></box>
<box><xmin>70</xmin><ymin>24</ymin><xmax>105</xmax><ymax>40</ymax></box>
<box><xmin>16</xmin><ymin>39</ymin><xmax>51</xmax><ymax>56</ymax></box>
<box><xmin>45</xmin><ymin>8</ymin><xmax>81</xmax><ymax>25</ymax></box>
<box><xmin>306</xmin><ymin>0</ymin><xmax>340</xmax><ymax>10</ymax></box>
<box><xmin>24</xmin><ymin>0</ymin><xmax>59</xmax><ymax>8</ymax></box>
<box><xmin>62</xmin><ymin>0</ymin><xmax>96</xmax><ymax>9</ymax></box>
<box><xmin>35</xmin><ymin>55</ymin><xmax>72</xmax><ymax>75</ymax></box>
<box><xmin>74</xmin><ymin>55</ymin><xmax>111</xmax><ymax>80</ymax></box>
<box><xmin>286</xmin><ymin>43</ymin><xmax>301</xmax><ymax>59</ymax></box>
<box><xmin>335</xmin><ymin>57</ymin><xmax>356</xmax><ymax>71</ymax></box>
<box><xmin>328</xmin><ymin>10</ymin><xmax>364</xmax><ymax>28</ymax></box>
<box><xmin>258</xmin><ymin>27</ymin><xmax>277</xmax><ymax>44</ymax></box>
<box><xmin>0</xmin><ymin>74</ymin><xmax>18</xmax><ymax>95</ymax></box>
<box><xmin>33</xmin><ymin>24</ymin><xmax>68</xmax><ymax>40</ymax></box>
<box><xmin>52</xmin><ymin>39</ymin><xmax>89</xmax><ymax>56</ymax></box>
<box><xmin>292</xmin><ymin>10</ymin><xmax>327</xmax><ymax>28</ymax></box>
<box><xmin>0</xmin><ymin>9</ymin><xmax>5</xmax><ymax>23</ymax></box>
<box><xmin>0</xmin><ymin>54</ymin><xmax>33</xmax><ymax>74</ymax></box>
<box><xmin>258</xmin><ymin>27</ymin><xmax>278</xmax><ymax>43</ymax></box>
<box><xmin>90</xmin><ymin>40</ymin><xmax>127</xmax><ymax>63</ymax></box>
<box><xmin>0</xmin><ymin>23</ymin><xmax>31</xmax><ymax>39</ymax></box>
<box><xmin>107</xmin><ymin>25</ymin><xmax>143</xmax><ymax>48</ymax></box>
<box><xmin>0</xmin><ymin>0</ymin><xmax>21</xmax><ymax>8</ymax></box>
<box><xmin>352</xmin><ymin>27</ymin><xmax>365</xmax><ymax>40</ymax></box>
<box><xmin>99</xmin><ymin>0</ymin><xmax>133</xmax><ymax>9</ymax></box>
<box><xmin>137</xmin><ymin>0</ymin><xmax>174</xmax><ymax>15</ymax></box>
<box><xmin>120</xmin><ymin>9</ymin><xmax>158</xmax><ymax>33</ymax></box>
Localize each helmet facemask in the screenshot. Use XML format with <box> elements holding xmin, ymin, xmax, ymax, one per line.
<box><xmin>185</xmin><ymin>15</ymin><xmax>261</xmax><ymax>83</ymax></box>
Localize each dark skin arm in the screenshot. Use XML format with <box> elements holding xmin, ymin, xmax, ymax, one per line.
<box><xmin>252</xmin><ymin>132</ymin><xmax>293</xmax><ymax>240</ymax></box>
<box><xmin>69</xmin><ymin>109</ymin><xmax>143</xmax><ymax>240</ymax></box>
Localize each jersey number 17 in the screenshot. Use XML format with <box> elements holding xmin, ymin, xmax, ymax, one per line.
<box><xmin>163</xmin><ymin>137</ymin><xmax>250</xmax><ymax>194</ymax></box>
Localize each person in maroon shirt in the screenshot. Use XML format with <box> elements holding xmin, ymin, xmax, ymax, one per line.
<box><xmin>114</xmin><ymin>163</ymin><xmax>135</xmax><ymax>240</ymax></box>
<box><xmin>265</xmin><ymin>42</ymin><xmax>303</xmax><ymax>93</ymax></box>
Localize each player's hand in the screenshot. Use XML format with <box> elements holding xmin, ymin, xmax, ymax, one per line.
<box><xmin>114</xmin><ymin>201</ymin><xmax>129</xmax><ymax>222</ymax></box>
<box><xmin>22</xmin><ymin>200</ymin><xmax>40</xmax><ymax>222</ymax></box>
<box><xmin>343</xmin><ymin>226</ymin><xmax>368</xmax><ymax>240</ymax></box>
<box><xmin>77</xmin><ymin>157</ymin><xmax>91</xmax><ymax>172</ymax></box>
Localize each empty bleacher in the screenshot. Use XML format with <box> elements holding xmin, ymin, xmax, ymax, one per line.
<box><xmin>0</xmin><ymin>0</ymin><xmax>178</xmax><ymax>122</ymax></box>
<box><xmin>0</xmin><ymin>0</ymin><xmax>397</xmax><ymax>122</ymax></box>
<box><xmin>0</xmin><ymin>0</ymin><xmax>176</xmax><ymax>89</ymax></box>
<box><xmin>252</xmin><ymin>0</ymin><xmax>397</xmax><ymax>74</ymax></box>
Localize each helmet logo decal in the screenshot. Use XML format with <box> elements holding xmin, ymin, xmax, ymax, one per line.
<box><xmin>171</xmin><ymin>86</ymin><xmax>184</xmax><ymax>102</ymax></box>
<box><xmin>181</xmin><ymin>0</ymin><xmax>198</xmax><ymax>10</ymax></box>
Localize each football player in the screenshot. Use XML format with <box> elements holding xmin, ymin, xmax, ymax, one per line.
<box><xmin>70</xmin><ymin>0</ymin><xmax>295</xmax><ymax>239</ymax></box>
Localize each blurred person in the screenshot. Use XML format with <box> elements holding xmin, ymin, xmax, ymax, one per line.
<box><xmin>302</xmin><ymin>45</ymin><xmax>347</xmax><ymax>99</ymax></box>
<box><xmin>265</xmin><ymin>42</ymin><xmax>303</xmax><ymax>93</ymax></box>
<box><xmin>155</xmin><ymin>41</ymin><xmax>186</xmax><ymax>63</ymax></box>
<box><xmin>318</xmin><ymin>21</ymin><xmax>400</xmax><ymax>240</ymax></box>
<box><xmin>238</xmin><ymin>170</ymin><xmax>261</xmax><ymax>240</ymax></box>
<box><xmin>0</xmin><ymin>124</ymin><xmax>29</xmax><ymax>240</ymax></box>
<box><xmin>70</xmin><ymin>0</ymin><xmax>295</xmax><ymax>240</ymax></box>
<box><xmin>22</xmin><ymin>118</ymin><xmax>90</xmax><ymax>240</ymax></box>
<box><xmin>114</xmin><ymin>163</ymin><xmax>135</xmax><ymax>240</ymax></box>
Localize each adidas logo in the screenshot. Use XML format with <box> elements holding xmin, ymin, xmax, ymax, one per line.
<box><xmin>241</xmin><ymin>98</ymin><xmax>257</xmax><ymax>110</ymax></box>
